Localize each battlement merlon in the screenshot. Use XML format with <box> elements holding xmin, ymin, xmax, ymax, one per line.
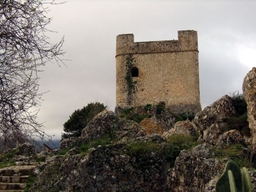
<box><xmin>116</xmin><ymin>30</ymin><xmax>198</xmax><ymax>57</ymax></box>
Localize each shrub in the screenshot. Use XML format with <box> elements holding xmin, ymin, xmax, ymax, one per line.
<box><xmin>213</xmin><ymin>144</ymin><xmax>251</xmax><ymax>168</ymax></box>
<box><xmin>171</xmin><ymin>112</ymin><xmax>195</xmax><ymax>122</ymax></box>
<box><xmin>127</xmin><ymin>141</ymin><xmax>161</xmax><ymax>169</ymax></box>
<box><xmin>144</xmin><ymin>104</ymin><xmax>152</xmax><ymax>111</ymax></box>
<box><xmin>156</xmin><ymin>102</ymin><xmax>165</xmax><ymax>115</ymax></box>
<box><xmin>119</xmin><ymin>107</ymin><xmax>150</xmax><ymax>123</ymax></box>
<box><xmin>126</xmin><ymin>113</ymin><xmax>148</xmax><ymax>123</ymax></box>
<box><xmin>62</xmin><ymin>102</ymin><xmax>106</xmax><ymax>139</ymax></box>
<box><xmin>24</xmin><ymin>175</ymin><xmax>37</xmax><ymax>192</ymax></box>
<box><xmin>231</xmin><ymin>92</ymin><xmax>247</xmax><ymax>116</ymax></box>
<box><xmin>165</xmin><ymin>134</ymin><xmax>198</xmax><ymax>167</ymax></box>
<box><xmin>0</xmin><ymin>148</ymin><xmax>18</xmax><ymax>168</ymax></box>
<box><xmin>226</xmin><ymin>93</ymin><xmax>250</xmax><ymax>137</ymax></box>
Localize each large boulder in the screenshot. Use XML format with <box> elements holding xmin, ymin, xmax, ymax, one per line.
<box><xmin>60</xmin><ymin>110</ymin><xmax>146</xmax><ymax>150</ymax></box>
<box><xmin>193</xmin><ymin>95</ymin><xmax>236</xmax><ymax>145</ymax></box>
<box><xmin>216</xmin><ymin>129</ymin><xmax>245</xmax><ymax>148</ymax></box>
<box><xmin>140</xmin><ymin>116</ymin><xmax>166</xmax><ymax>135</ymax></box>
<box><xmin>60</xmin><ymin>137</ymin><xmax>85</xmax><ymax>150</ymax></box>
<box><xmin>162</xmin><ymin>120</ymin><xmax>197</xmax><ymax>139</ymax></box>
<box><xmin>168</xmin><ymin>143</ymin><xmax>227</xmax><ymax>192</ymax></box>
<box><xmin>243</xmin><ymin>67</ymin><xmax>256</xmax><ymax>148</ymax></box>
<box><xmin>117</xmin><ymin>105</ymin><xmax>175</xmax><ymax>135</ymax></box>
<box><xmin>81</xmin><ymin>110</ymin><xmax>145</xmax><ymax>142</ymax></box>
<box><xmin>81</xmin><ymin>110</ymin><xmax>120</xmax><ymax>140</ymax></box>
<box><xmin>16</xmin><ymin>142</ymin><xmax>36</xmax><ymax>157</ymax></box>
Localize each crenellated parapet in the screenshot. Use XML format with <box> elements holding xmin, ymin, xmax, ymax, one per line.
<box><xmin>116</xmin><ymin>30</ymin><xmax>198</xmax><ymax>57</ymax></box>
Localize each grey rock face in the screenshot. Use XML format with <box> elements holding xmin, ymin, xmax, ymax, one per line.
<box><xmin>243</xmin><ymin>67</ymin><xmax>256</xmax><ymax>149</ymax></box>
<box><xmin>60</xmin><ymin>110</ymin><xmax>146</xmax><ymax>150</ymax></box>
<box><xmin>16</xmin><ymin>142</ymin><xmax>36</xmax><ymax>157</ymax></box>
<box><xmin>81</xmin><ymin>110</ymin><xmax>145</xmax><ymax>142</ymax></box>
<box><xmin>60</xmin><ymin>137</ymin><xmax>85</xmax><ymax>150</ymax></box>
<box><xmin>216</xmin><ymin>129</ymin><xmax>245</xmax><ymax>147</ymax></box>
<box><xmin>31</xmin><ymin>91</ymin><xmax>255</xmax><ymax>192</ymax></box>
<box><xmin>162</xmin><ymin>120</ymin><xmax>197</xmax><ymax>139</ymax></box>
<box><xmin>31</xmin><ymin>141</ymin><xmax>169</xmax><ymax>192</ymax></box>
<box><xmin>193</xmin><ymin>95</ymin><xmax>236</xmax><ymax>145</ymax></box>
<box><xmin>168</xmin><ymin>143</ymin><xmax>226</xmax><ymax>192</ymax></box>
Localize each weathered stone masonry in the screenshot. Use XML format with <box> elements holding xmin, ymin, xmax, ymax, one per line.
<box><xmin>116</xmin><ymin>30</ymin><xmax>201</xmax><ymax>113</ymax></box>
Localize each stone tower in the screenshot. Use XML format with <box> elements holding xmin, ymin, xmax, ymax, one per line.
<box><xmin>116</xmin><ymin>30</ymin><xmax>201</xmax><ymax>113</ymax></box>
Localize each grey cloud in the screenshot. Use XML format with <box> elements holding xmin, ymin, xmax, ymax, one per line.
<box><xmin>36</xmin><ymin>1</ymin><xmax>256</xmax><ymax>138</ymax></box>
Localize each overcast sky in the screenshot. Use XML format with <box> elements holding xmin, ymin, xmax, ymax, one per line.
<box><xmin>37</xmin><ymin>0</ymin><xmax>256</xmax><ymax>139</ymax></box>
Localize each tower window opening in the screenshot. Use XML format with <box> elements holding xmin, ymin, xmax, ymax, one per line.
<box><xmin>131</xmin><ymin>67</ymin><xmax>139</xmax><ymax>77</ymax></box>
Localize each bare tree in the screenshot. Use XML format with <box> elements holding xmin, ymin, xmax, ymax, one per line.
<box><xmin>0</xmin><ymin>0</ymin><xmax>65</xmax><ymax>149</ymax></box>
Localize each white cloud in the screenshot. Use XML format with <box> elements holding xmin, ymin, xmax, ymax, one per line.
<box><xmin>238</xmin><ymin>47</ymin><xmax>256</xmax><ymax>69</ymax></box>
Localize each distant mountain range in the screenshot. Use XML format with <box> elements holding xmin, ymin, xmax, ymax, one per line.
<box><xmin>34</xmin><ymin>139</ymin><xmax>60</xmax><ymax>152</ymax></box>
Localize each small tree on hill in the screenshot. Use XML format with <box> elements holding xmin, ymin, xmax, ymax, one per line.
<box><xmin>62</xmin><ymin>102</ymin><xmax>106</xmax><ymax>140</ymax></box>
<box><xmin>228</xmin><ymin>93</ymin><xmax>250</xmax><ymax>137</ymax></box>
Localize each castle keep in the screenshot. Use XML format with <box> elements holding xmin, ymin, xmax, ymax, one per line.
<box><xmin>116</xmin><ymin>30</ymin><xmax>201</xmax><ymax>113</ymax></box>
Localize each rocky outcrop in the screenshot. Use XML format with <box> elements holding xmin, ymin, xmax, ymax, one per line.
<box><xmin>243</xmin><ymin>67</ymin><xmax>256</xmax><ymax>149</ymax></box>
<box><xmin>193</xmin><ymin>95</ymin><xmax>236</xmax><ymax>145</ymax></box>
<box><xmin>31</xmin><ymin>135</ymin><xmax>169</xmax><ymax>192</ymax></box>
<box><xmin>168</xmin><ymin>143</ymin><xmax>227</xmax><ymax>192</ymax></box>
<box><xmin>81</xmin><ymin>110</ymin><xmax>120</xmax><ymax>140</ymax></box>
<box><xmin>31</xmin><ymin>138</ymin><xmax>254</xmax><ymax>192</ymax></box>
<box><xmin>28</xmin><ymin>76</ymin><xmax>256</xmax><ymax>192</ymax></box>
<box><xmin>117</xmin><ymin>105</ymin><xmax>176</xmax><ymax>134</ymax></box>
<box><xmin>82</xmin><ymin>110</ymin><xmax>145</xmax><ymax>142</ymax></box>
<box><xmin>60</xmin><ymin>110</ymin><xmax>146</xmax><ymax>150</ymax></box>
<box><xmin>162</xmin><ymin>120</ymin><xmax>197</xmax><ymax>139</ymax></box>
<box><xmin>216</xmin><ymin>129</ymin><xmax>245</xmax><ymax>148</ymax></box>
<box><xmin>31</xmin><ymin>101</ymin><xmax>254</xmax><ymax>192</ymax></box>
<box><xmin>59</xmin><ymin>137</ymin><xmax>85</xmax><ymax>150</ymax></box>
<box><xmin>16</xmin><ymin>142</ymin><xmax>36</xmax><ymax>157</ymax></box>
<box><xmin>139</xmin><ymin>116</ymin><xmax>166</xmax><ymax>135</ymax></box>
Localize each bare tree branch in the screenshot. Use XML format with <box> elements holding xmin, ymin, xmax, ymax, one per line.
<box><xmin>0</xmin><ymin>0</ymin><xmax>65</xmax><ymax>150</ymax></box>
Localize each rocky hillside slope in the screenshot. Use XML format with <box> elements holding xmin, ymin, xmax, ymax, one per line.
<box><xmin>7</xmin><ymin>67</ymin><xmax>256</xmax><ymax>192</ymax></box>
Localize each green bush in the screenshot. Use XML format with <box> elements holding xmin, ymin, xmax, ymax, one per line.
<box><xmin>122</xmin><ymin>107</ymin><xmax>134</xmax><ymax>115</ymax></box>
<box><xmin>36</xmin><ymin>156</ymin><xmax>46</xmax><ymax>162</ymax></box>
<box><xmin>0</xmin><ymin>149</ymin><xmax>18</xmax><ymax>168</ymax></box>
<box><xmin>144</xmin><ymin>104</ymin><xmax>152</xmax><ymax>111</ymax></box>
<box><xmin>119</xmin><ymin>106</ymin><xmax>150</xmax><ymax>123</ymax></box>
<box><xmin>228</xmin><ymin>93</ymin><xmax>250</xmax><ymax>137</ymax></box>
<box><xmin>171</xmin><ymin>112</ymin><xmax>195</xmax><ymax>122</ymax></box>
<box><xmin>127</xmin><ymin>141</ymin><xmax>161</xmax><ymax>169</ymax></box>
<box><xmin>62</xmin><ymin>102</ymin><xmax>106</xmax><ymax>140</ymax></box>
<box><xmin>165</xmin><ymin>134</ymin><xmax>198</xmax><ymax>167</ymax></box>
<box><xmin>126</xmin><ymin>113</ymin><xmax>148</xmax><ymax>123</ymax></box>
<box><xmin>231</xmin><ymin>93</ymin><xmax>247</xmax><ymax>116</ymax></box>
<box><xmin>213</xmin><ymin>144</ymin><xmax>251</xmax><ymax>168</ymax></box>
<box><xmin>156</xmin><ymin>102</ymin><xmax>165</xmax><ymax>115</ymax></box>
<box><xmin>24</xmin><ymin>175</ymin><xmax>37</xmax><ymax>192</ymax></box>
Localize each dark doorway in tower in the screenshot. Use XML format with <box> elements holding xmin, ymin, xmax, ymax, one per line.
<box><xmin>131</xmin><ymin>67</ymin><xmax>139</xmax><ymax>77</ymax></box>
